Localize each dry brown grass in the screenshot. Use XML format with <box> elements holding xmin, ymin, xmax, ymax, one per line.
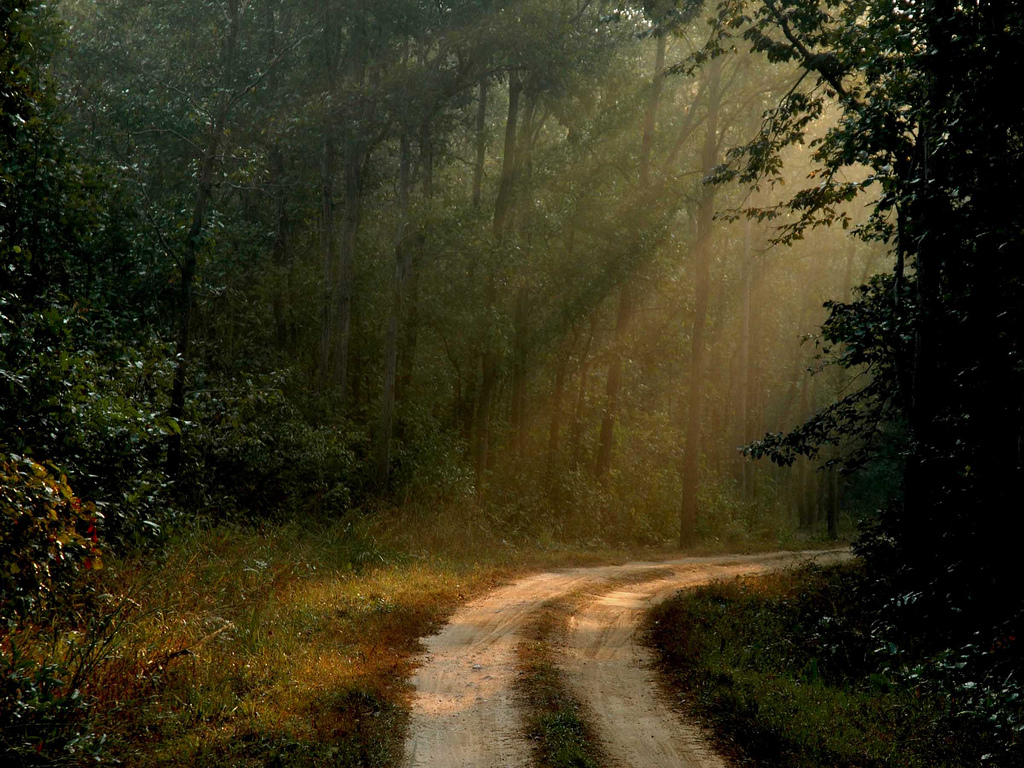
<box><xmin>71</xmin><ymin>523</ymin><xmax>510</xmax><ymax>766</ymax></box>
<box><xmin>63</xmin><ymin>511</ymin><xmax>660</xmax><ymax>767</ymax></box>
<box><xmin>8</xmin><ymin>501</ymin><xmax>820</xmax><ymax>767</ymax></box>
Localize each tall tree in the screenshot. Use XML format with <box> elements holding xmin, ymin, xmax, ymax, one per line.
<box><xmin>728</xmin><ymin>0</ymin><xmax>1024</xmax><ymax>604</ymax></box>
<box><xmin>595</xmin><ymin>30</ymin><xmax>666</xmax><ymax>483</ymax></box>
<box><xmin>160</xmin><ymin>0</ymin><xmax>241</xmax><ymax>476</ymax></box>
<box><xmin>474</xmin><ymin>70</ymin><xmax>521</xmax><ymax>496</ymax></box>
<box><xmin>377</xmin><ymin>134</ymin><xmax>414</xmax><ymax>483</ymax></box>
<box><xmin>317</xmin><ymin>0</ymin><xmax>340</xmax><ymax>389</ymax></box>
<box><xmin>679</xmin><ymin>55</ymin><xmax>722</xmax><ymax>547</ymax></box>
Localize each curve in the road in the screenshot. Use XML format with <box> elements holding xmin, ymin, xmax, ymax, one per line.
<box><xmin>403</xmin><ymin>551</ymin><xmax>846</xmax><ymax>768</ymax></box>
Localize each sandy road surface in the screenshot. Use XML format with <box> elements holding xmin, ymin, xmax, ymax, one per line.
<box><xmin>404</xmin><ymin>551</ymin><xmax>845</xmax><ymax>768</ymax></box>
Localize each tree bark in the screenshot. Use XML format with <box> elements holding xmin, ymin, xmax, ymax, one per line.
<box><xmin>510</xmin><ymin>89</ymin><xmax>537</xmax><ymax>460</ymax></box>
<box><xmin>327</xmin><ymin>18</ymin><xmax>370</xmax><ymax>400</ymax></box>
<box><xmin>796</xmin><ymin>374</ymin><xmax>812</xmax><ymax>529</ymax></box>
<box><xmin>317</xmin><ymin>0</ymin><xmax>339</xmax><ymax>389</ymax></box>
<box><xmin>270</xmin><ymin>145</ymin><xmax>292</xmax><ymax>351</ymax></box>
<box><xmin>735</xmin><ymin>216</ymin><xmax>754</xmax><ymax>498</ymax></box>
<box><xmin>333</xmin><ymin>129</ymin><xmax>362</xmax><ymax>395</ymax></box>
<box><xmin>679</xmin><ymin>57</ymin><xmax>722</xmax><ymax>548</ymax></box>
<box><xmin>420</xmin><ymin>119</ymin><xmax>434</xmax><ymax>200</ymax></box>
<box><xmin>396</xmin><ymin>249</ymin><xmax>419</xmax><ymax>403</ymax></box>
<box><xmin>570</xmin><ymin>318</ymin><xmax>596</xmax><ymax>470</ymax></box>
<box><xmin>594</xmin><ymin>284</ymin><xmax>633</xmax><ymax>482</ymax></box>
<box><xmin>510</xmin><ymin>285</ymin><xmax>529</xmax><ymax>458</ymax></box>
<box><xmin>826</xmin><ymin>465</ymin><xmax>839</xmax><ymax>540</ymax></box>
<box><xmin>639</xmin><ymin>32</ymin><xmax>666</xmax><ymax>188</ymax></box>
<box><xmin>547</xmin><ymin>335</ymin><xmax>571</xmax><ymax>472</ymax></box>
<box><xmin>492</xmin><ymin>73</ymin><xmax>521</xmax><ymax>241</ymax></box>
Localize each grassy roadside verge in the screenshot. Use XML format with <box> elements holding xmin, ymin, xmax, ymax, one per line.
<box><xmin>7</xmin><ymin>509</ymin><xmax>656</xmax><ymax>768</ymax></box>
<box><xmin>72</xmin><ymin>520</ymin><xmax>505</xmax><ymax>767</ymax></box>
<box><xmin>4</xmin><ymin>498</ymin><xmax>841</xmax><ymax>768</ymax></box>
<box><xmin>644</xmin><ymin>563</ymin><xmax>990</xmax><ymax>768</ymax></box>
<box><xmin>515</xmin><ymin>598</ymin><xmax>606</xmax><ymax>768</ymax></box>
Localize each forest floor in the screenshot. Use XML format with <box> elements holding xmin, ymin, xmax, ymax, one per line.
<box><xmin>405</xmin><ymin>549</ymin><xmax>848</xmax><ymax>768</ymax></box>
<box><xmin>61</xmin><ymin>511</ymin><xmax>842</xmax><ymax>768</ymax></box>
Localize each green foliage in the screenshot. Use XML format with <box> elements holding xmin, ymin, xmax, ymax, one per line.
<box><xmin>1</xmin><ymin>1</ymin><xmax>176</xmax><ymax>554</ymax></box>
<box><xmin>747</xmin><ymin>274</ymin><xmax>910</xmax><ymax>471</ymax></box>
<box><xmin>710</xmin><ymin>0</ymin><xmax>1024</xmax><ymax>622</ymax></box>
<box><xmin>179</xmin><ymin>375</ymin><xmax>361</xmax><ymax>520</ymax></box>
<box><xmin>0</xmin><ymin>455</ymin><xmax>101</xmax><ymax>620</ymax></box>
<box><xmin>1</xmin><ymin>300</ymin><xmax>176</xmax><ymax>547</ymax></box>
<box><xmin>1</xmin><ymin>640</ymin><xmax>104</xmax><ymax>768</ymax></box>
<box><xmin>5</xmin><ymin>0</ymin><xmax>977</xmax><ymax>762</ymax></box>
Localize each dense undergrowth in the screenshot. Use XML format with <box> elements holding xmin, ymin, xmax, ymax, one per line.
<box><xmin>2</xmin><ymin>515</ymin><xmax>489</xmax><ymax>767</ymax></box>
<box><xmin>646</xmin><ymin>562</ymin><xmax>1024</xmax><ymax>768</ymax></box>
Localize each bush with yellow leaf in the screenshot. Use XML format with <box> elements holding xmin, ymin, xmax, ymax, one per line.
<box><xmin>1</xmin><ymin>453</ymin><xmax>102</xmax><ymax>622</ymax></box>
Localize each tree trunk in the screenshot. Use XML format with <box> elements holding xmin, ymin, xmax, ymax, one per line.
<box><xmin>796</xmin><ymin>371</ymin><xmax>811</xmax><ymax>529</ymax></box>
<box><xmin>472</xmin><ymin>78</ymin><xmax>487</xmax><ymax>208</ymax></box>
<box><xmin>594</xmin><ymin>34</ymin><xmax>665</xmax><ymax>485</ymax></box>
<box><xmin>639</xmin><ymin>32</ymin><xmax>666</xmax><ymax>188</ymax></box>
<box><xmin>462</xmin><ymin>367</ymin><xmax>478</xmax><ymax>444</ymax></box>
<box><xmin>735</xmin><ymin>216</ymin><xmax>754</xmax><ymax>498</ymax></box>
<box><xmin>318</xmin><ymin>130</ymin><xmax>337</xmax><ymax>387</ymax></box>
<box><xmin>570</xmin><ymin>319</ymin><xmax>596</xmax><ymax>470</ymax></box>
<box><xmin>547</xmin><ymin>337</ymin><xmax>571</xmax><ymax>473</ymax></box>
<box><xmin>270</xmin><ymin>145</ymin><xmax>292</xmax><ymax>351</ymax></box>
<box><xmin>167</xmin><ymin>0</ymin><xmax>240</xmax><ymax>477</ymax></box>
<box><xmin>474</xmin><ymin>307</ymin><xmax>498</xmax><ymax>498</ymax></box>
<box><xmin>594</xmin><ymin>284</ymin><xmax>633</xmax><ymax>482</ymax></box>
<box><xmin>492</xmin><ymin>73</ymin><xmax>521</xmax><ymax>241</ymax></box>
<box><xmin>679</xmin><ymin>57</ymin><xmax>722</xmax><ymax>548</ymax></box>
<box><xmin>398</xmin><ymin>117</ymin><xmax>435</xmax><ymax>406</ymax></box>
<box><xmin>826</xmin><ymin>465</ymin><xmax>839</xmax><ymax>540</ymax></box>
<box><xmin>706</xmin><ymin>260</ymin><xmax>731</xmax><ymax>468</ymax></box>
<box><xmin>333</xmin><ymin>134</ymin><xmax>361</xmax><ymax>395</ymax></box>
<box><xmin>510</xmin><ymin>285</ymin><xmax>528</xmax><ymax>458</ymax></box>
<box><xmin>317</xmin><ymin>0</ymin><xmax>339</xmax><ymax>389</ymax></box>
<box><xmin>263</xmin><ymin>3</ymin><xmax>291</xmax><ymax>353</ymax></box>
<box><xmin>420</xmin><ymin>119</ymin><xmax>433</xmax><ymax>200</ymax></box>
<box><xmin>378</xmin><ymin>134</ymin><xmax>412</xmax><ymax>485</ymax></box>
<box><xmin>329</xmin><ymin>20</ymin><xmax>370</xmax><ymax>399</ymax></box>
<box><xmin>509</xmin><ymin>89</ymin><xmax>537</xmax><ymax>460</ymax></box>
<box><xmin>396</xmin><ymin>250</ymin><xmax>418</xmax><ymax>403</ymax></box>
<box><xmin>474</xmin><ymin>72</ymin><xmax>521</xmax><ymax>497</ymax></box>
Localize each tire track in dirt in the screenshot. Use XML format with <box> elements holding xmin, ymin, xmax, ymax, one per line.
<box><xmin>563</xmin><ymin>551</ymin><xmax>850</xmax><ymax>768</ymax></box>
<box><xmin>403</xmin><ymin>551</ymin><xmax>845</xmax><ymax>768</ymax></box>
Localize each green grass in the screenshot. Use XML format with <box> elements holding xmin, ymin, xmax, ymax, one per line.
<box><xmin>2</xmin><ymin>494</ymin><xmax>845</xmax><ymax>768</ymax></box>
<box><xmin>644</xmin><ymin>563</ymin><xmax>989</xmax><ymax>768</ymax></box>
<box><xmin>82</xmin><ymin>521</ymin><xmax>501</xmax><ymax>767</ymax></box>
<box><xmin>6</xmin><ymin>504</ymin><xmax>677</xmax><ymax>768</ymax></box>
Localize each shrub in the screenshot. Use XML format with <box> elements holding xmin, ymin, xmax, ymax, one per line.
<box><xmin>0</xmin><ymin>454</ymin><xmax>101</xmax><ymax>621</ymax></box>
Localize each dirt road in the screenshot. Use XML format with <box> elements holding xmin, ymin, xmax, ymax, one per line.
<box><xmin>404</xmin><ymin>550</ymin><xmax>846</xmax><ymax>768</ymax></box>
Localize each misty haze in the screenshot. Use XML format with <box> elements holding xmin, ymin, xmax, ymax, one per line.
<box><xmin>2</xmin><ymin>1</ymin><xmax>1021</xmax><ymax>766</ymax></box>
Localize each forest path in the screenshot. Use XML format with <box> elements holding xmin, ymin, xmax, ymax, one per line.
<box><xmin>403</xmin><ymin>550</ymin><xmax>847</xmax><ymax>768</ymax></box>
